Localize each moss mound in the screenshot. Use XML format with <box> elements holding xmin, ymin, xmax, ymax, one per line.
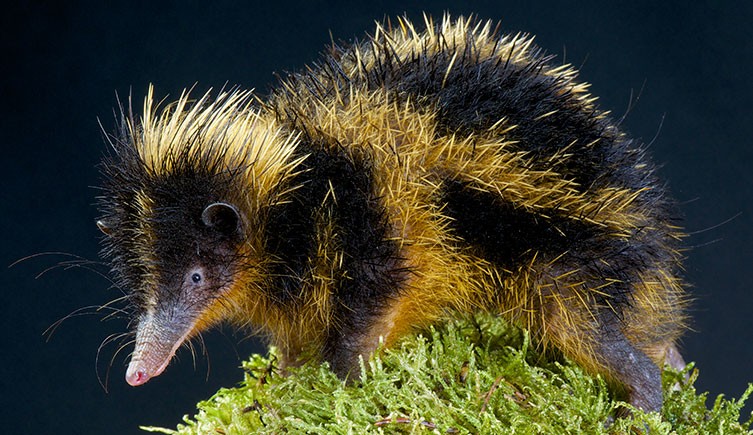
<box><xmin>144</xmin><ymin>315</ymin><xmax>752</xmax><ymax>434</ymax></box>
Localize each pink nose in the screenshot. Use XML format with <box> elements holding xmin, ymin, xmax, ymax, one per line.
<box><xmin>126</xmin><ymin>366</ymin><xmax>150</xmax><ymax>386</ymax></box>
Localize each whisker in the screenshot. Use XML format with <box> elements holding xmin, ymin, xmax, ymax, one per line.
<box><xmin>43</xmin><ymin>305</ymin><xmax>122</xmax><ymax>341</ymax></box>
<box><xmin>186</xmin><ymin>338</ymin><xmax>198</xmax><ymax>371</ymax></box>
<box><xmin>99</xmin><ymin>337</ymin><xmax>135</xmax><ymax>392</ymax></box>
<box><xmin>10</xmin><ymin>252</ymin><xmax>120</xmax><ymax>293</ymax></box>
<box><xmin>675</xmin><ymin>197</ymin><xmax>700</xmax><ymax>206</ymax></box>
<box><xmin>684</xmin><ymin>238</ymin><xmax>723</xmax><ymax>250</ymax></box>
<box><xmin>9</xmin><ymin>251</ymin><xmax>96</xmax><ymax>268</ymax></box>
<box><xmin>645</xmin><ymin>112</ymin><xmax>665</xmax><ymax>149</ymax></box>
<box><xmin>32</xmin><ymin>259</ymin><xmax>103</xmax><ymax>280</ymax></box>
<box><xmin>617</xmin><ymin>78</ymin><xmax>646</xmax><ymax>126</ymax></box>
<box><xmin>196</xmin><ymin>332</ymin><xmax>211</xmax><ymax>382</ymax></box>
<box><xmin>96</xmin><ymin>332</ymin><xmax>131</xmax><ymax>370</ymax></box>
<box><xmin>184</xmin><ymin>332</ymin><xmax>210</xmax><ymax>380</ymax></box>
<box><xmin>686</xmin><ymin>212</ymin><xmax>742</xmax><ymax>236</ymax></box>
<box><xmin>46</xmin><ymin>260</ymin><xmax>114</xmax><ymax>285</ymax></box>
<box><xmin>98</xmin><ymin>295</ymin><xmax>132</xmax><ymax>321</ymax></box>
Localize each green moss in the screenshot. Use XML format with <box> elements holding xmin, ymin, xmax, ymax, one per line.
<box><xmin>143</xmin><ymin>315</ymin><xmax>752</xmax><ymax>434</ymax></box>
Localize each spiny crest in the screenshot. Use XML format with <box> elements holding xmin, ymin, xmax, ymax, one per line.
<box><xmin>374</xmin><ymin>13</ymin><xmax>530</xmax><ymax>64</ymax></box>
<box><xmin>125</xmin><ymin>85</ymin><xmax>306</xmax><ymax>208</ymax></box>
<box><xmin>370</xmin><ymin>13</ymin><xmax>589</xmax><ymax>96</ymax></box>
<box><xmin>274</xmin><ymin>14</ymin><xmax>596</xmax><ymax>147</ymax></box>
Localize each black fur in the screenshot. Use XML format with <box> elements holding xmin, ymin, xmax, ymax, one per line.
<box><xmin>440</xmin><ymin>179</ymin><xmax>657</xmax><ymax>315</ymax></box>
<box><xmin>263</xmin><ymin>141</ymin><xmax>404</xmax><ymax>375</ymax></box>
<box><xmin>441</xmin><ymin>179</ymin><xmax>599</xmax><ymax>268</ymax></box>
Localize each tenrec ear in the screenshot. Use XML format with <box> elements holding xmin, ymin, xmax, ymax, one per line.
<box><xmin>96</xmin><ymin>219</ymin><xmax>112</xmax><ymax>235</ymax></box>
<box><xmin>201</xmin><ymin>202</ymin><xmax>241</xmax><ymax>236</ymax></box>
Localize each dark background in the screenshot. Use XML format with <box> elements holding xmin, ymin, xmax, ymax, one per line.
<box><xmin>3</xmin><ymin>1</ymin><xmax>751</xmax><ymax>433</ymax></box>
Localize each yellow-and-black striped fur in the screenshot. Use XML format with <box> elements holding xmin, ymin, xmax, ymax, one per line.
<box><xmin>96</xmin><ymin>15</ymin><xmax>688</xmax><ymax>413</ymax></box>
